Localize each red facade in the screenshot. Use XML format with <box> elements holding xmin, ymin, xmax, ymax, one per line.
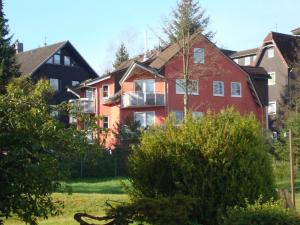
<box><xmin>75</xmin><ymin>35</ymin><xmax>267</xmax><ymax>148</ymax></box>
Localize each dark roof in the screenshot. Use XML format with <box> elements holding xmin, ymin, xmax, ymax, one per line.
<box><xmin>230</xmin><ymin>48</ymin><xmax>259</xmax><ymax>58</ymax></box>
<box><xmin>220</xmin><ymin>49</ymin><xmax>236</xmax><ymax>57</ymax></box>
<box><xmin>270</xmin><ymin>32</ymin><xmax>300</xmax><ymax>67</ymax></box>
<box><xmin>16</xmin><ymin>41</ymin><xmax>98</xmax><ymax>77</ymax></box>
<box><xmin>240</xmin><ymin>66</ymin><xmax>270</xmax><ymax>78</ymax></box>
<box><xmin>17</xmin><ymin>41</ymin><xmax>66</xmax><ymax>74</ymax></box>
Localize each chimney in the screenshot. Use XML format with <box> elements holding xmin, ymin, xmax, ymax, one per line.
<box><xmin>14</xmin><ymin>40</ymin><xmax>23</xmax><ymax>53</ymax></box>
<box><xmin>291</xmin><ymin>28</ymin><xmax>300</xmax><ymax>36</ymax></box>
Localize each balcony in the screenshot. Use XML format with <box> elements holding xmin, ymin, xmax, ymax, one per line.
<box><xmin>122</xmin><ymin>92</ymin><xmax>165</xmax><ymax>108</ymax></box>
<box><xmin>69</xmin><ymin>98</ymin><xmax>95</xmax><ymax>114</ymax></box>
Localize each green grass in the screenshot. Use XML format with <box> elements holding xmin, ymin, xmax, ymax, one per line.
<box><xmin>5</xmin><ymin>193</ymin><xmax>129</xmax><ymax>225</ymax></box>
<box><xmin>57</xmin><ymin>177</ymin><xmax>130</xmax><ymax>194</ymax></box>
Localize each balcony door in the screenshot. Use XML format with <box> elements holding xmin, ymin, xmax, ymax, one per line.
<box><xmin>134</xmin><ymin>80</ymin><xmax>155</xmax><ymax>105</ymax></box>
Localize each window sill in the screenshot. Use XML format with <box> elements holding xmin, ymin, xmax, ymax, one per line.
<box><xmin>231</xmin><ymin>95</ymin><xmax>242</xmax><ymax>98</ymax></box>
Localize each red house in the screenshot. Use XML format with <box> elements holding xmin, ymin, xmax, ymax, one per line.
<box><xmin>71</xmin><ymin>34</ymin><xmax>269</xmax><ymax>148</ymax></box>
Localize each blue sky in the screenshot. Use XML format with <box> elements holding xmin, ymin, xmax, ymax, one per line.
<box><xmin>6</xmin><ymin>0</ymin><xmax>300</xmax><ymax>75</ymax></box>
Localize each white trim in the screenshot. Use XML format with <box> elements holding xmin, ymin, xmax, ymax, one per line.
<box><xmin>268</xmin><ymin>72</ymin><xmax>276</xmax><ymax>86</ymax></box>
<box><xmin>86</xmin><ymin>75</ymin><xmax>111</xmax><ymax>86</ymax></box>
<box><xmin>103</xmin><ymin>115</ymin><xmax>109</xmax><ymax>129</ymax></box>
<box><xmin>231</xmin><ymin>82</ymin><xmax>242</xmax><ymax>97</ymax></box>
<box><xmin>213</xmin><ymin>81</ymin><xmax>224</xmax><ymax>96</ymax></box>
<box><xmin>134</xmin><ymin>111</ymin><xmax>155</xmax><ymax>127</ymax></box>
<box><xmin>102</xmin><ymin>84</ymin><xmax>110</xmax><ymax>100</ymax></box>
<box><xmin>119</xmin><ymin>62</ymin><xmax>164</xmax><ymax>85</ymax></box>
<box><xmin>67</xmin><ymin>88</ymin><xmax>80</xmax><ymax>98</ymax></box>
<box><xmin>244</xmin><ymin>56</ymin><xmax>251</xmax><ymax>65</ymax></box>
<box><xmin>268</xmin><ymin>101</ymin><xmax>277</xmax><ymax>115</ymax></box>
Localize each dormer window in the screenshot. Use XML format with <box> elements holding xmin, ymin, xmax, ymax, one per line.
<box><xmin>244</xmin><ymin>56</ymin><xmax>250</xmax><ymax>65</ymax></box>
<box><xmin>194</xmin><ymin>48</ymin><xmax>204</xmax><ymax>64</ymax></box>
<box><xmin>267</xmin><ymin>48</ymin><xmax>274</xmax><ymax>58</ymax></box>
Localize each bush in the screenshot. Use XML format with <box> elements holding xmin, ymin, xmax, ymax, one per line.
<box><xmin>222</xmin><ymin>198</ymin><xmax>300</xmax><ymax>225</ymax></box>
<box><xmin>128</xmin><ymin>108</ymin><xmax>275</xmax><ymax>225</ymax></box>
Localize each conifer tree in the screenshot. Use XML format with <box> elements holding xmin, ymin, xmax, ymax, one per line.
<box><xmin>0</xmin><ymin>0</ymin><xmax>19</xmax><ymax>94</ymax></box>
<box><xmin>163</xmin><ymin>0</ymin><xmax>214</xmax><ymax>42</ymax></box>
<box><xmin>113</xmin><ymin>43</ymin><xmax>129</xmax><ymax>69</ymax></box>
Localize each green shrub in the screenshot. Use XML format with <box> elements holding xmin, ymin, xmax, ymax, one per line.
<box><xmin>222</xmin><ymin>198</ymin><xmax>300</xmax><ymax>225</ymax></box>
<box><xmin>128</xmin><ymin>108</ymin><xmax>275</xmax><ymax>225</ymax></box>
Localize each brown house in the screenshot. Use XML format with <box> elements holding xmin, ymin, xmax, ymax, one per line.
<box><xmin>230</xmin><ymin>31</ymin><xmax>300</xmax><ymax>129</ymax></box>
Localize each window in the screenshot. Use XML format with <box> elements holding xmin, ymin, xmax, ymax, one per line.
<box><xmin>134</xmin><ymin>112</ymin><xmax>155</xmax><ymax>128</ymax></box>
<box><xmin>54</xmin><ymin>54</ymin><xmax>60</xmax><ymax>64</ymax></box>
<box><xmin>103</xmin><ymin>116</ymin><xmax>109</xmax><ymax>129</ymax></box>
<box><xmin>213</xmin><ymin>81</ymin><xmax>224</xmax><ymax>96</ymax></box>
<box><xmin>85</xmin><ymin>88</ymin><xmax>94</xmax><ymax>99</ymax></box>
<box><xmin>49</xmin><ymin>78</ymin><xmax>60</xmax><ymax>91</ymax></box>
<box><xmin>72</xmin><ymin>80</ymin><xmax>80</xmax><ymax>86</ymax></box>
<box><xmin>253</xmin><ymin>55</ymin><xmax>257</xmax><ymax>61</ymax></box>
<box><xmin>176</xmin><ymin>79</ymin><xmax>198</xmax><ymax>95</ymax></box>
<box><xmin>194</xmin><ymin>48</ymin><xmax>204</xmax><ymax>64</ymax></box>
<box><xmin>231</xmin><ymin>82</ymin><xmax>242</xmax><ymax>97</ymax></box>
<box><xmin>268</xmin><ymin>72</ymin><xmax>276</xmax><ymax>85</ymax></box>
<box><xmin>192</xmin><ymin>111</ymin><xmax>203</xmax><ymax>119</ymax></box>
<box><xmin>102</xmin><ymin>85</ymin><xmax>109</xmax><ymax>99</ymax></box>
<box><xmin>47</xmin><ymin>57</ymin><xmax>53</xmax><ymax>64</ymax></box>
<box><xmin>174</xmin><ymin>111</ymin><xmax>183</xmax><ymax>124</ymax></box>
<box><xmin>233</xmin><ymin>58</ymin><xmax>239</xmax><ymax>64</ymax></box>
<box><xmin>64</xmin><ymin>56</ymin><xmax>71</xmax><ymax>66</ymax></box>
<box><xmin>134</xmin><ymin>80</ymin><xmax>154</xmax><ymax>93</ymax></box>
<box><xmin>244</xmin><ymin>56</ymin><xmax>250</xmax><ymax>65</ymax></box>
<box><xmin>268</xmin><ymin>48</ymin><xmax>274</xmax><ymax>58</ymax></box>
<box><xmin>268</xmin><ymin>101</ymin><xmax>276</xmax><ymax>115</ymax></box>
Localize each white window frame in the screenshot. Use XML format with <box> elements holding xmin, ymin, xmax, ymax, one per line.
<box><xmin>244</xmin><ymin>56</ymin><xmax>251</xmax><ymax>65</ymax></box>
<box><xmin>85</xmin><ymin>88</ymin><xmax>94</xmax><ymax>100</ymax></box>
<box><xmin>176</xmin><ymin>79</ymin><xmax>199</xmax><ymax>95</ymax></box>
<box><xmin>173</xmin><ymin>111</ymin><xmax>183</xmax><ymax>124</ymax></box>
<box><xmin>53</xmin><ymin>54</ymin><xmax>60</xmax><ymax>65</ymax></box>
<box><xmin>64</xmin><ymin>55</ymin><xmax>71</xmax><ymax>66</ymax></box>
<box><xmin>231</xmin><ymin>82</ymin><xmax>242</xmax><ymax>97</ymax></box>
<box><xmin>103</xmin><ymin>116</ymin><xmax>109</xmax><ymax>129</ymax></box>
<box><xmin>268</xmin><ymin>72</ymin><xmax>276</xmax><ymax>86</ymax></box>
<box><xmin>213</xmin><ymin>81</ymin><xmax>224</xmax><ymax>96</ymax></box>
<box><xmin>268</xmin><ymin>101</ymin><xmax>276</xmax><ymax>115</ymax></box>
<box><xmin>134</xmin><ymin>111</ymin><xmax>155</xmax><ymax>128</ymax></box>
<box><xmin>192</xmin><ymin>111</ymin><xmax>203</xmax><ymax>119</ymax></box>
<box><xmin>49</xmin><ymin>78</ymin><xmax>60</xmax><ymax>91</ymax></box>
<box><xmin>253</xmin><ymin>55</ymin><xmax>257</xmax><ymax>61</ymax></box>
<box><xmin>194</xmin><ymin>48</ymin><xmax>205</xmax><ymax>64</ymax></box>
<box><xmin>102</xmin><ymin>84</ymin><xmax>109</xmax><ymax>100</ymax></box>
<box><xmin>233</xmin><ymin>58</ymin><xmax>239</xmax><ymax>64</ymax></box>
<box><xmin>134</xmin><ymin>79</ymin><xmax>155</xmax><ymax>93</ymax></box>
<box><xmin>267</xmin><ymin>48</ymin><xmax>274</xmax><ymax>58</ymax></box>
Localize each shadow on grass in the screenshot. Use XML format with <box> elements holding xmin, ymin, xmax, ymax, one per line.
<box><xmin>56</xmin><ymin>177</ymin><xmax>130</xmax><ymax>194</ymax></box>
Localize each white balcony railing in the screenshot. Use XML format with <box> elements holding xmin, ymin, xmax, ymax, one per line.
<box><xmin>69</xmin><ymin>98</ymin><xmax>95</xmax><ymax>114</ymax></box>
<box><xmin>122</xmin><ymin>92</ymin><xmax>165</xmax><ymax>108</ymax></box>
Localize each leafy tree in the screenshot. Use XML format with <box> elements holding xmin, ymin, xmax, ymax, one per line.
<box><xmin>74</xmin><ymin>108</ymin><xmax>275</xmax><ymax>225</ymax></box>
<box><xmin>113</xmin><ymin>43</ymin><xmax>129</xmax><ymax>69</ymax></box>
<box><xmin>163</xmin><ymin>0</ymin><xmax>214</xmax><ymax>42</ymax></box>
<box><xmin>0</xmin><ymin>0</ymin><xmax>20</xmax><ymax>94</ymax></box>
<box><xmin>160</xmin><ymin>0</ymin><xmax>217</xmax><ymax>116</ymax></box>
<box><xmin>0</xmin><ymin>77</ymin><xmax>102</xmax><ymax>224</ymax></box>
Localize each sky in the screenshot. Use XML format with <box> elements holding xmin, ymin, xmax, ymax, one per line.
<box><xmin>5</xmin><ymin>0</ymin><xmax>300</xmax><ymax>75</ymax></box>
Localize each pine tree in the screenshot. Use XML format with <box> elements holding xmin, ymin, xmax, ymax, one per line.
<box><xmin>0</xmin><ymin>0</ymin><xmax>19</xmax><ymax>94</ymax></box>
<box><xmin>163</xmin><ymin>0</ymin><xmax>214</xmax><ymax>43</ymax></box>
<box><xmin>113</xmin><ymin>43</ymin><xmax>129</xmax><ymax>69</ymax></box>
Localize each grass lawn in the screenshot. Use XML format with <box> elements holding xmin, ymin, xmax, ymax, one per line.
<box><xmin>4</xmin><ymin>178</ymin><xmax>130</xmax><ymax>225</ymax></box>
<box><xmin>4</xmin><ymin>177</ymin><xmax>300</xmax><ymax>224</ymax></box>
